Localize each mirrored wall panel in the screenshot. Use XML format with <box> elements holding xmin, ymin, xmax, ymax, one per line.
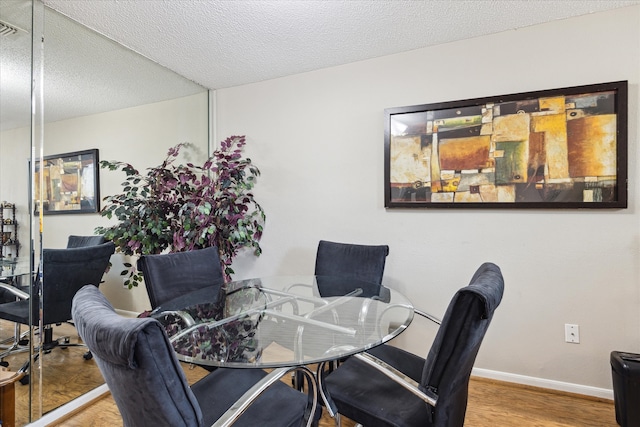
<box><xmin>1</xmin><ymin>1</ymin><xmax>209</xmax><ymax>424</ymax></box>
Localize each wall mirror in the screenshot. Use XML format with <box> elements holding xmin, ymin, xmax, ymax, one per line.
<box><xmin>1</xmin><ymin>0</ymin><xmax>209</xmax><ymax>424</ymax></box>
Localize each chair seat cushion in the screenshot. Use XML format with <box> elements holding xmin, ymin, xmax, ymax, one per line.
<box><xmin>367</xmin><ymin>344</ymin><xmax>425</xmax><ymax>382</ymax></box>
<box><xmin>325</xmin><ymin>353</ymin><xmax>432</xmax><ymax>427</ymax></box>
<box><xmin>0</xmin><ymin>300</ymin><xmax>30</xmax><ymax>324</ymax></box>
<box><xmin>192</xmin><ymin>368</ymin><xmax>311</xmax><ymax>427</ymax></box>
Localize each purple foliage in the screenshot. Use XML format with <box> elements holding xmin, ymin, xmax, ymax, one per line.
<box><xmin>95</xmin><ymin>136</ymin><xmax>265</xmax><ymax>287</ymax></box>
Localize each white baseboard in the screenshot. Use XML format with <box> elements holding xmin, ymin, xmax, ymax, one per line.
<box><xmin>472</xmin><ymin>367</ymin><xmax>614</xmax><ymax>400</ymax></box>
<box><xmin>25</xmin><ymin>384</ymin><xmax>110</xmax><ymax>427</ymax></box>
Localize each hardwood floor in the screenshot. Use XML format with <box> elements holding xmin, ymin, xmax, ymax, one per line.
<box><xmin>465</xmin><ymin>378</ymin><xmax>616</xmax><ymax>427</ymax></box>
<box><xmin>0</xmin><ymin>324</ymin><xmax>617</xmax><ymax>427</ymax></box>
<box><xmin>56</xmin><ymin>368</ymin><xmax>617</xmax><ymax>427</ymax></box>
<box><xmin>0</xmin><ymin>320</ymin><xmax>617</xmax><ymax>426</ymax></box>
<box><xmin>0</xmin><ymin>321</ymin><xmax>106</xmax><ymax>426</ymax></box>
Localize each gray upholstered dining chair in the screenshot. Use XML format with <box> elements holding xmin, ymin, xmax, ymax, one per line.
<box><xmin>137</xmin><ymin>246</ymin><xmax>225</xmax><ymax>309</ymax></box>
<box><xmin>314</xmin><ymin>240</ymin><xmax>390</xmax><ymax>293</ymax></box>
<box><xmin>72</xmin><ymin>284</ymin><xmax>319</xmax><ymax>427</ymax></box>
<box><xmin>321</xmin><ymin>262</ymin><xmax>504</xmax><ymax>427</ymax></box>
<box><xmin>137</xmin><ymin>247</ymin><xmax>227</xmax><ymax>373</ymax></box>
<box><xmin>0</xmin><ymin>236</ymin><xmax>110</xmax><ymax>359</ymax></box>
<box><xmin>66</xmin><ymin>234</ymin><xmax>106</xmax><ymax>248</ymax></box>
<box><xmin>288</xmin><ymin>240</ymin><xmax>391</xmax><ymax>389</ymax></box>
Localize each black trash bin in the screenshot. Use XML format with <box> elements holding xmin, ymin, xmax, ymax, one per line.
<box><xmin>611</xmin><ymin>351</ymin><xmax>640</xmax><ymax>427</ymax></box>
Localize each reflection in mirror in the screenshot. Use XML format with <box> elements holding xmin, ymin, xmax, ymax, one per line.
<box><xmin>2</xmin><ymin>1</ymin><xmax>209</xmax><ymax>424</ymax></box>
<box><xmin>0</xmin><ymin>0</ymin><xmax>40</xmax><ymax>422</ymax></box>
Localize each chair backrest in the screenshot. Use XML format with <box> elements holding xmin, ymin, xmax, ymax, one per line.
<box><xmin>420</xmin><ymin>262</ymin><xmax>504</xmax><ymax>427</ymax></box>
<box><xmin>66</xmin><ymin>235</ymin><xmax>106</xmax><ymax>248</ymax></box>
<box><xmin>314</xmin><ymin>240</ymin><xmax>389</xmax><ymax>296</ymax></box>
<box><xmin>41</xmin><ymin>242</ymin><xmax>115</xmax><ymax>325</ymax></box>
<box><xmin>72</xmin><ymin>285</ymin><xmax>203</xmax><ymax>427</ymax></box>
<box><xmin>137</xmin><ymin>246</ymin><xmax>225</xmax><ymax>309</ymax></box>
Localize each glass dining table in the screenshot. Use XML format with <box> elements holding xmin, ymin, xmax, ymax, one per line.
<box><xmin>0</xmin><ymin>257</ymin><xmax>32</xmax><ymax>299</ymax></box>
<box><xmin>150</xmin><ymin>275</ymin><xmax>414</xmax><ymax>416</ymax></box>
<box><xmin>0</xmin><ymin>258</ymin><xmax>31</xmax><ymax>282</ymax></box>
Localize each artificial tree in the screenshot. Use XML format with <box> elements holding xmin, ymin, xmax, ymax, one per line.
<box><xmin>95</xmin><ymin>135</ymin><xmax>265</xmax><ymax>288</ymax></box>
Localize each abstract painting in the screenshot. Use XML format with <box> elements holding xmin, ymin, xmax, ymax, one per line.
<box><xmin>34</xmin><ymin>149</ymin><xmax>100</xmax><ymax>214</ymax></box>
<box><xmin>384</xmin><ymin>81</ymin><xmax>627</xmax><ymax>208</ymax></box>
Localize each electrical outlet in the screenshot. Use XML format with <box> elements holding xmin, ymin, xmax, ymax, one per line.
<box><xmin>565</xmin><ymin>324</ymin><xmax>580</xmax><ymax>343</ymax></box>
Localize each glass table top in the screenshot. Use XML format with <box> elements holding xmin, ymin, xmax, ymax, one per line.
<box><xmin>152</xmin><ymin>275</ymin><xmax>414</xmax><ymax>368</ymax></box>
<box><xmin>0</xmin><ymin>258</ymin><xmax>31</xmax><ymax>279</ymax></box>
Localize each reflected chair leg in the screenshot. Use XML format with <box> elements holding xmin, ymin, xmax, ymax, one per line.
<box><xmin>0</xmin><ymin>322</ymin><xmax>21</xmax><ymax>349</ymax></box>
<box><xmin>43</xmin><ymin>326</ymin><xmax>56</xmax><ymax>352</ymax></box>
<box><xmin>14</xmin><ymin>322</ymin><xmax>20</xmax><ymax>345</ymax></box>
<box><xmin>41</xmin><ymin>325</ymin><xmax>88</xmax><ymax>354</ymax></box>
<box><xmin>17</xmin><ymin>326</ymin><xmax>29</xmax><ymax>346</ymax></box>
<box><xmin>18</xmin><ymin>359</ymin><xmax>31</xmax><ymax>385</ymax></box>
<box><xmin>0</xmin><ymin>323</ymin><xmax>30</xmax><ymax>360</ymax></box>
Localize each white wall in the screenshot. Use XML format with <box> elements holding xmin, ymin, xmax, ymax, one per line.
<box><xmin>214</xmin><ymin>6</ymin><xmax>640</xmax><ymax>394</ymax></box>
<box><xmin>0</xmin><ymin>126</ymin><xmax>31</xmax><ymax>259</ymax></box>
<box><xmin>40</xmin><ymin>92</ymin><xmax>209</xmax><ymax>311</ymax></box>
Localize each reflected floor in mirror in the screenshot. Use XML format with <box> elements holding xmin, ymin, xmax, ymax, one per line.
<box><xmin>0</xmin><ymin>317</ymin><xmax>616</xmax><ymax>427</ymax></box>
<box><xmin>0</xmin><ymin>320</ymin><xmax>106</xmax><ymax>426</ymax></box>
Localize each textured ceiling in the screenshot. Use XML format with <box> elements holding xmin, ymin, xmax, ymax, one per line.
<box><xmin>0</xmin><ymin>1</ymin><xmax>205</xmax><ymax>131</ymax></box>
<box><xmin>2</xmin><ymin>1</ymin><xmax>639</xmax><ymax>132</ymax></box>
<box><xmin>43</xmin><ymin>0</ymin><xmax>640</xmax><ymax>90</ymax></box>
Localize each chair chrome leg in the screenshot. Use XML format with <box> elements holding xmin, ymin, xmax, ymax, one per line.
<box><xmin>0</xmin><ymin>324</ymin><xmax>28</xmax><ymax>348</ymax></box>
<box><xmin>0</xmin><ymin>323</ymin><xmax>30</xmax><ymax>359</ymax></box>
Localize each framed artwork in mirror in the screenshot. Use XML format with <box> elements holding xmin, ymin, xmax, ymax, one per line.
<box><xmin>384</xmin><ymin>81</ymin><xmax>627</xmax><ymax>209</ymax></box>
<box><xmin>35</xmin><ymin>149</ymin><xmax>100</xmax><ymax>214</ymax></box>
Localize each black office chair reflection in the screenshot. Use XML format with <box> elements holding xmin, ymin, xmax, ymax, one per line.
<box><xmin>0</xmin><ymin>235</ymin><xmax>109</xmax><ymax>360</ymax></box>
<box><xmin>72</xmin><ymin>284</ymin><xmax>319</xmax><ymax>427</ymax></box>
<box><xmin>0</xmin><ymin>242</ymin><xmax>115</xmax><ymax>382</ymax></box>
<box><xmin>322</xmin><ymin>262</ymin><xmax>504</xmax><ymax>427</ymax></box>
<box><xmin>67</xmin><ymin>234</ymin><xmax>109</xmax><ymax>361</ymax></box>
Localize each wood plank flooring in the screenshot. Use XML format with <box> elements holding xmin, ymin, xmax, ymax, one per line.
<box><xmin>0</xmin><ymin>321</ymin><xmax>106</xmax><ymax>426</ymax></box>
<box><xmin>57</xmin><ymin>366</ymin><xmax>618</xmax><ymax>427</ymax></box>
<box><xmin>0</xmin><ymin>321</ymin><xmax>618</xmax><ymax>426</ymax></box>
<box><xmin>465</xmin><ymin>378</ymin><xmax>616</xmax><ymax>427</ymax></box>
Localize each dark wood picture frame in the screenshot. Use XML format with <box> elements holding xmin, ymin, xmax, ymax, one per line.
<box><xmin>384</xmin><ymin>81</ymin><xmax>628</xmax><ymax>209</ymax></box>
<box><xmin>35</xmin><ymin>149</ymin><xmax>100</xmax><ymax>215</ymax></box>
